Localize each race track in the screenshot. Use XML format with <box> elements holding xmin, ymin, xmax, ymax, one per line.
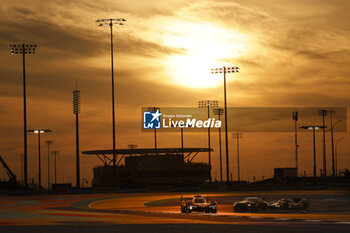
<box><xmin>0</xmin><ymin>191</ymin><xmax>350</xmax><ymax>233</ymax></box>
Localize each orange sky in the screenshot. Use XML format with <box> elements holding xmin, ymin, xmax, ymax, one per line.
<box><xmin>0</xmin><ymin>0</ymin><xmax>349</xmax><ymax>186</ymax></box>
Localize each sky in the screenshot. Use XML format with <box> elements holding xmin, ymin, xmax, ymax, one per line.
<box><xmin>0</xmin><ymin>0</ymin><xmax>350</xmax><ymax>186</ymax></box>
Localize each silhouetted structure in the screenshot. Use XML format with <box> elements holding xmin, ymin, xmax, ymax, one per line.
<box><xmin>96</xmin><ymin>18</ymin><xmax>126</xmax><ymax>166</ymax></box>
<box><xmin>292</xmin><ymin>111</ymin><xmax>299</xmax><ymax>175</ymax></box>
<box><xmin>318</xmin><ymin>109</ymin><xmax>328</xmax><ymax>176</ymax></box>
<box><xmin>0</xmin><ymin>155</ymin><xmax>22</xmax><ymax>190</ymax></box>
<box><xmin>249</xmin><ymin>167</ymin><xmax>350</xmax><ymax>191</ymax></box>
<box><xmin>211</xmin><ymin>66</ymin><xmax>239</xmax><ymax>186</ymax></box>
<box><xmin>73</xmin><ymin>88</ymin><xmax>80</xmax><ymax>187</ymax></box>
<box><xmin>274</xmin><ymin>167</ymin><xmax>297</xmax><ymax>179</ymax></box>
<box><xmin>213</xmin><ymin>108</ymin><xmax>224</xmax><ymax>182</ymax></box>
<box><xmin>335</xmin><ymin>137</ymin><xmax>344</xmax><ymax>175</ymax></box>
<box><xmin>198</xmin><ymin>100</ymin><xmax>218</xmax><ymax>182</ymax></box>
<box><xmin>83</xmin><ymin>148</ymin><xmax>212</xmax><ymax>188</ymax></box>
<box><xmin>51</xmin><ymin>151</ymin><xmax>59</xmax><ymax>184</ymax></box>
<box><xmin>9</xmin><ymin>43</ymin><xmax>37</xmax><ymax>186</ymax></box>
<box><xmin>0</xmin><ymin>156</ymin><xmax>17</xmax><ymax>184</ymax></box>
<box><xmin>232</xmin><ymin>133</ymin><xmax>243</xmax><ymax>181</ymax></box>
<box><xmin>51</xmin><ymin>183</ymin><xmax>72</xmax><ymax>194</ymax></box>
<box><xmin>45</xmin><ymin>140</ymin><xmax>53</xmax><ymax>189</ymax></box>
<box><xmin>27</xmin><ymin>129</ymin><xmax>52</xmax><ymax>188</ymax></box>
<box><xmin>300</xmin><ymin>125</ymin><xmax>325</xmax><ymax>177</ymax></box>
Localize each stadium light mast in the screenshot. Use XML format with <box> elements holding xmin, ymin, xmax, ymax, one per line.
<box><xmin>300</xmin><ymin>125</ymin><xmax>325</xmax><ymax>177</ymax></box>
<box><xmin>213</xmin><ymin>107</ymin><xmax>224</xmax><ymax>183</ymax></box>
<box><xmin>211</xmin><ymin>66</ymin><xmax>239</xmax><ymax>186</ymax></box>
<box><xmin>27</xmin><ymin>129</ymin><xmax>52</xmax><ymax>188</ymax></box>
<box><xmin>318</xmin><ymin>109</ymin><xmax>328</xmax><ymax>176</ymax></box>
<box><xmin>73</xmin><ymin>88</ymin><xmax>81</xmax><ymax>188</ymax></box>
<box><xmin>96</xmin><ymin>18</ymin><xmax>126</xmax><ymax>166</ymax></box>
<box><xmin>198</xmin><ymin>100</ymin><xmax>218</xmax><ymax>182</ymax></box>
<box><xmin>147</xmin><ymin>107</ymin><xmax>160</xmax><ymax>155</ymax></box>
<box><xmin>45</xmin><ymin>140</ymin><xmax>54</xmax><ymax>190</ymax></box>
<box><xmin>232</xmin><ymin>132</ymin><xmax>243</xmax><ymax>181</ymax></box>
<box><xmin>9</xmin><ymin>43</ymin><xmax>37</xmax><ymax>186</ymax></box>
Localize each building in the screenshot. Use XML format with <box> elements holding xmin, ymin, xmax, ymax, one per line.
<box><xmin>274</xmin><ymin>167</ymin><xmax>298</xmax><ymax>179</ymax></box>
<box><xmin>83</xmin><ymin>148</ymin><xmax>212</xmax><ymax>188</ymax></box>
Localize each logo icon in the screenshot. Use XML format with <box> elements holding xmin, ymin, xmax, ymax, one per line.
<box><xmin>143</xmin><ymin>110</ymin><xmax>161</xmax><ymax>129</ymax></box>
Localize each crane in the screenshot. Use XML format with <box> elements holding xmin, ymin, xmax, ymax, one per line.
<box><xmin>0</xmin><ymin>155</ymin><xmax>17</xmax><ymax>183</ymax></box>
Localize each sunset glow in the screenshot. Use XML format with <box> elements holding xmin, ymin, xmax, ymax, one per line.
<box><xmin>162</xmin><ymin>21</ymin><xmax>248</xmax><ymax>88</ymax></box>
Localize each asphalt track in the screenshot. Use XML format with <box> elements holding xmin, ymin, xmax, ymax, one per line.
<box><xmin>0</xmin><ymin>191</ymin><xmax>350</xmax><ymax>233</ymax></box>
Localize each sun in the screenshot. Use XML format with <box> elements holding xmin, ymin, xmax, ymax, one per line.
<box><xmin>161</xmin><ymin>21</ymin><xmax>248</xmax><ymax>89</ymax></box>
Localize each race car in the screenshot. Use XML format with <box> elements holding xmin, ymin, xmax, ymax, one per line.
<box><xmin>181</xmin><ymin>195</ymin><xmax>217</xmax><ymax>213</ymax></box>
<box><xmin>268</xmin><ymin>198</ymin><xmax>310</xmax><ymax>210</ymax></box>
<box><xmin>233</xmin><ymin>197</ymin><xmax>268</xmax><ymax>212</ymax></box>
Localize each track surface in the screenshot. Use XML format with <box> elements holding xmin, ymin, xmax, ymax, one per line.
<box><xmin>0</xmin><ymin>191</ymin><xmax>350</xmax><ymax>232</ymax></box>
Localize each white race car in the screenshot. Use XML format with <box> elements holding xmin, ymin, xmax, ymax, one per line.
<box><xmin>181</xmin><ymin>195</ymin><xmax>217</xmax><ymax>213</ymax></box>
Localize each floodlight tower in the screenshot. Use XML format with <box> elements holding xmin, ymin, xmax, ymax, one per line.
<box><xmin>96</xmin><ymin>18</ymin><xmax>126</xmax><ymax>166</ymax></box>
<box><xmin>9</xmin><ymin>43</ymin><xmax>37</xmax><ymax>186</ymax></box>
<box><xmin>73</xmin><ymin>88</ymin><xmax>80</xmax><ymax>187</ymax></box>
<box><xmin>300</xmin><ymin>125</ymin><xmax>325</xmax><ymax>177</ymax></box>
<box><xmin>45</xmin><ymin>140</ymin><xmax>54</xmax><ymax>190</ymax></box>
<box><xmin>27</xmin><ymin>129</ymin><xmax>52</xmax><ymax>187</ymax></box>
<box><xmin>147</xmin><ymin>107</ymin><xmax>160</xmax><ymax>155</ymax></box>
<box><xmin>198</xmin><ymin>100</ymin><xmax>218</xmax><ymax>182</ymax></box>
<box><xmin>211</xmin><ymin>66</ymin><xmax>239</xmax><ymax>185</ymax></box>
<box><xmin>213</xmin><ymin>107</ymin><xmax>224</xmax><ymax>182</ymax></box>
<box><xmin>232</xmin><ymin>132</ymin><xmax>243</xmax><ymax>181</ymax></box>
<box><xmin>51</xmin><ymin>151</ymin><xmax>59</xmax><ymax>184</ymax></box>
<box><xmin>318</xmin><ymin>109</ymin><xmax>328</xmax><ymax>176</ymax></box>
<box><xmin>292</xmin><ymin>111</ymin><xmax>299</xmax><ymax>176</ymax></box>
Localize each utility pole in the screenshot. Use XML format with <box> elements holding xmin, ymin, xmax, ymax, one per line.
<box><xmin>318</xmin><ymin>109</ymin><xmax>328</xmax><ymax>176</ymax></box>
<box><xmin>292</xmin><ymin>111</ymin><xmax>299</xmax><ymax>176</ymax></box>
<box><xmin>213</xmin><ymin>108</ymin><xmax>224</xmax><ymax>183</ymax></box>
<box><xmin>198</xmin><ymin>100</ymin><xmax>218</xmax><ymax>182</ymax></box>
<box><xmin>335</xmin><ymin>137</ymin><xmax>344</xmax><ymax>176</ymax></box>
<box><xmin>51</xmin><ymin>151</ymin><xmax>59</xmax><ymax>184</ymax></box>
<box><xmin>329</xmin><ymin>111</ymin><xmax>335</xmax><ymax>176</ymax></box>
<box><xmin>45</xmin><ymin>140</ymin><xmax>53</xmax><ymax>190</ymax></box>
<box><xmin>232</xmin><ymin>133</ymin><xmax>243</xmax><ymax>181</ymax></box>
<box><xmin>27</xmin><ymin>129</ymin><xmax>52</xmax><ymax>188</ymax></box>
<box><xmin>300</xmin><ymin>125</ymin><xmax>325</xmax><ymax>177</ymax></box>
